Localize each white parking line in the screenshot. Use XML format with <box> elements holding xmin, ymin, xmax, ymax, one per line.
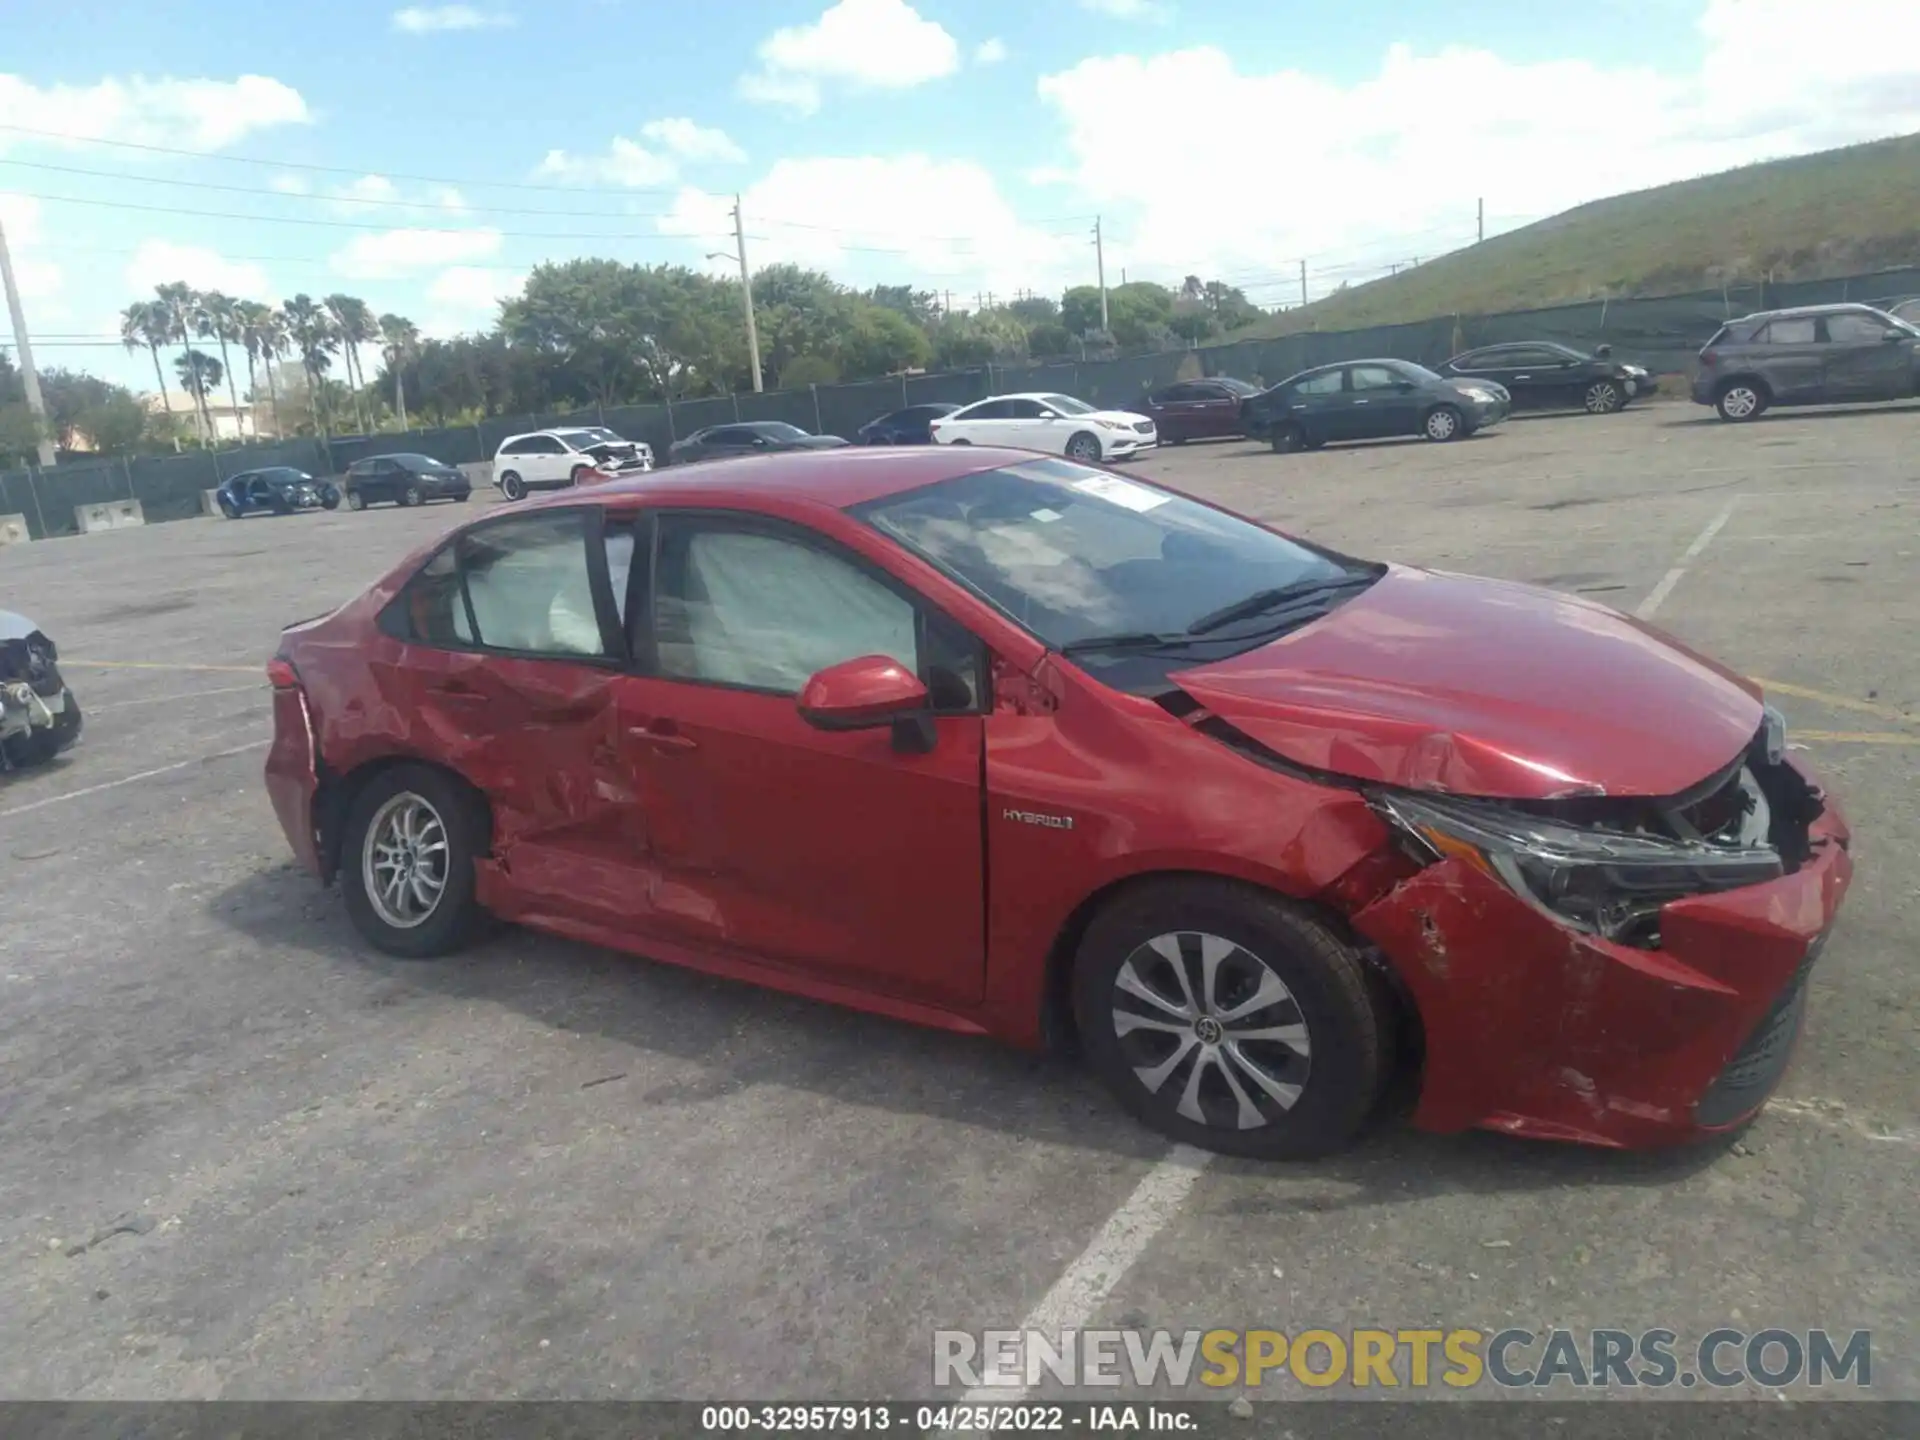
<box><xmin>959</xmin><ymin>1145</ymin><xmax>1213</xmax><ymax>1407</ymax></box>
<box><xmin>88</xmin><ymin>683</ymin><xmax>265</xmax><ymax>714</ymax></box>
<box><xmin>0</xmin><ymin>739</ymin><xmax>269</xmax><ymax>820</ymax></box>
<box><xmin>1636</xmin><ymin>497</ymin><xmax>1741</xmax><ymax>619</ymax></box>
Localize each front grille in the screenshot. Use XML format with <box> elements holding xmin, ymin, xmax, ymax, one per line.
<box><xmin>1693</xmin><ymin>934</ymin><xmax>1825</xmax><ymax>1127</ymax></box>
<box><xmin>1133</xmin><ymin>421</ymin><xmax>1156</xmax><ymax>434</ymax></box>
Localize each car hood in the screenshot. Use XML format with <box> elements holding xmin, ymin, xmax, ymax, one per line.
<box><xmin>1091</xmin><ymin>410</ymin><xmax>1152</xmax><ymax>425</ymax></box>
<box><xmin>791</xmin><ymin>434</ymin><xmax>849</xmax><ymax>448</ymax></box>
<box><xmin>1165</xmin><ymin>566</ymin><xmax>1762</xmax><ymax>799</ymax></box>
<box><xmin>0</xmin><ymin>608</ymin><xmax>43</xmax><ymax>643</ymax></box>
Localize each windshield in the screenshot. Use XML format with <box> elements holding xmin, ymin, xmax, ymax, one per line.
<box><xmin>392</xmin><ymin>453</ymin><xmax>446</xmax><ymax>469</ymax></box>
<box><xmin>857</xmin><ymin>458</ymin><xmax>1368</xmax><ymax>653</ymax></box>
<box><xmin>1395</xmin><ymin>362</ymin><xmax>1446</xmax><ymax>383</ymax></box>
<box><xmin>1041</xmin><ymin>394</ymin><xmax>1095</xmax><ymax>415</ymax></box>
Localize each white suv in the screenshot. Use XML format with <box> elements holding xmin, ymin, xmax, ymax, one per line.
<box><xmin>492</xmin><ymin>427</ymin><xmax>653</xmax><ymax>501</ymax></box>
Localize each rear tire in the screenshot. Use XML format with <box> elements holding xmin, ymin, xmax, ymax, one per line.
<box><xmin>498</xmin><ymin>471</ymin><xmax>527</xmax><ymax>501</ymax></box>
<box><xmin>1423</xmin><ymin>405</ymin><xmax>1463</xmax><ymax>442</ymax></box>
<box><xmin>218</xmin><ymin>496</ymin><xmax>240</xmax><ymax>520</ymax></box>
<box><xmin>347</xmin><ymin>489</ymin><xmax>367</xmax><ymax>512</ymax></box>
<box><xmin>1065</xmin><ymin>432</ymin><xmax>1103</xmax><ymax>463</ymax></box>
<box><xmin>1270</xmin><ymin>423</ymin><xmax>1305</xmax><ymax>453</ymax></box>
<box><xmin>1715</xmin><ymin>380</ymin><xmax>1767</xmax><ymax>422</ymax></box>
<box><xmin>1073</xmin><ymin>879</ymin><xmax>1390</xmax><ymax>1159</ymax></box>
<box><xmin>341</xmin><ymin>764</ymin><xmax>492</xmax><ymax>960</ymax></box>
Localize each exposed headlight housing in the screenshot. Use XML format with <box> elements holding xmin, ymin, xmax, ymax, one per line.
<box><xmin>1369</xmin><ymin>777</ymin><xmax>1782</xmax><ymax>948</ymax></box>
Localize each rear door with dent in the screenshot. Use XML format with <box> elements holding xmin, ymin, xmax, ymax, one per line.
<box><xmin>379</xmin><ymin>505</ymin><xmax>652</xmax><ymax>926</ymax></box>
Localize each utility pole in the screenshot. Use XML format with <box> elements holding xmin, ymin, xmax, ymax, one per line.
<box><xmin>1093</xmin><ymin>216</ymin><xmax>1109</xmax><ymax>332</ymax></box>
<box><xmin>0</xmin><ymin>212</ymin><xmax>56</xmax><ymax>467</ymax></box>
<box><xmin>1477</xmin><ymin>197</ymin><xmax>1484</xmax><ymax>244</ymax></box>
<box><xmin>1299</xmin><ymin>259</ymin><xmax>1308</xmax><ymax>308</ymax></box>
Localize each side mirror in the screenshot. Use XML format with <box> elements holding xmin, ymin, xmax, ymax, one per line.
<box><xmin>1595</xmin><ymin>344</ymin><xmax>1613</xmax><ymax>358</ymax></box>
<box><xmin>798</xmin><ymin>655</ymin><xmax>929</xmax><ymax>733</ymax></box>
<box><xmin>1884</xmin><ymin>330</ymin><xmax>1905</xmax><ymax>343</ymax></box>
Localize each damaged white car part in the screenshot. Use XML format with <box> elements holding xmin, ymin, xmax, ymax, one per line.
<box><xmin>0</xmin><ymin>609</ymin><xmax>83</xmax><ymax>769</ymax></box>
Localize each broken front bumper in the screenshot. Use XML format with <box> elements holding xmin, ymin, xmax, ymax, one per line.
<box><xmin>1352</xmin><ymin>768</ymin><xmax>1853</xmax><ymax>1149</ymax></box>
<box><xmin>0</xmin><ymin>682</ymin><xmax>81</xmax><ymax>760</ymax></box>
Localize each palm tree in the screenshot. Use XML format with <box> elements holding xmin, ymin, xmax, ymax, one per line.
<box><xmin>281</xmin><ymin>295</ymin><xmax>339</xmax><ymax>437</ymax></box>
<box><xmin>238</xmin><ymin>301</ymin><xmax>284</xmax><ymax>438</ymax></box>
<box><xmin>197</xmin><ymin>291</ymin><xmax>247</xmax><ymax>440</ymax></box>
<box><xmin>153</xmin><ymin>282</ymin><xmax>210</xmax><ymax>443</ymax></box>
<box><xmin>325</xmin><ymin>293</ymin><xmax>376</xmax><ymax>434</ymax></box>
<box><xmin>378</xmin><ymin>313</ymin><xmax>420</xmax><ymax>432</ymax></box>
<box><xmin>173</xmin><ymin>349</ymin><xmax>224</xmax><ymax>436</ymax></box>
<box><xmin>120</xmin><ymin>300</ymin><xmax>174</xmax><ymax>435</ymax></box>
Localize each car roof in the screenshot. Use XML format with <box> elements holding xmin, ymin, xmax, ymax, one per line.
<box><xmin>968</xmin><ymin>391</ymin><xmax>1084</xmax><ymax>403</ymax></box>
<box><xmin>1739</xmin><ymin>302</ymin><xmax>1887</xmax><ymax>321</ymax></box>
<box><xmin>527</xmin><ymin>444</ymin><xmax>1033</xmax><ymax>510</ymax></box>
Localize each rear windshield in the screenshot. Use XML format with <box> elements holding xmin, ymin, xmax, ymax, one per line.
<box><xmin>1702</xmin><ymin>326</ymin><xmax>1732</xmax><ymax>350</ymax></box>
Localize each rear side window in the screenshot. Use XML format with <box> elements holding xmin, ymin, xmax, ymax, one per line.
<box><xmin>1293</xmin><ymin>370</ymin><xmax>1344</xmax><ymax>396</ymax></box>
<box><xmin>1760</xmin><ymin>318</ymin><xmax>1816</xmax><ymax>344</ymax></box>
<box><xmin>396</xmin><ymin>510</ymin><xmax>616</xmax><ymax>659</ymax></box>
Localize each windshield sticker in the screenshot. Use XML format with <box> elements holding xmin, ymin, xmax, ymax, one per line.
<box><xmin>1030</xmin><ymin>508</ymin><xmax>1064</xmax><ymax>523</ymax></box>
<box><xmin>1072</xmin><ymin>475</ymin><xmax>1171</xmax><ymax>513</ymax></box>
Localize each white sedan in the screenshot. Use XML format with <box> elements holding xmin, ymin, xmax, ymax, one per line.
<box><xmin>928</xmin><ymin>392</ymin><xmax>1156</xmax><ymax>462</ymax></box>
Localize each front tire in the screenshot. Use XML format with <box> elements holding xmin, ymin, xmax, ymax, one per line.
<box><xmin>1423</xmin><ymin>405</ymin><xmax>1463</xmax><ymax>442</ymax></box>
<box><xmin>1065</xmin><ymin>432</ymin><xmax>1103</xmax><ymax>463</ymax></box>
<box><xmin>1269</xmin><ymin>423</ymin><xmax>1305</xmax><ymax>453</ymax></box>
<box><xmin>218</xmin><ymin>497</ymin><xmax>240</xmax><ymax>520</ymax></box>
<box><xmin>341</xmin><ymin>764</ymin><xmax>491</xmax><ymax>959</ymax></box>
<box><xmin>1584</xmin><ymin>380</ymin><xmax>1624</xmax><ymax>414</ymax></box>
<box><xmin>1073</xmin><ymin>879</ymin><xmax>1390</xmax><ymax>1159</ymax></box>
<box><xmin>498</xmin><ymin>471</ymin><xmax>527</xmax><ymax>501</ymax></box>
<box><xmin>401</xmin><ymin>484</ymin><xmax>423</xmax><ymax>507</ymax></box>
<box><xmin>1715</xmin><ymin>380</ymin><xmax>1766</xmax><ymax>422</ymax></box>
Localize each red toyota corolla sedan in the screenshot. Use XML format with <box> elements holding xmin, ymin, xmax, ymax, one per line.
<box><xmin>265</xmin><ymin>448</ymin><xmax>1852</xmax><ymax>1158</ymax></box>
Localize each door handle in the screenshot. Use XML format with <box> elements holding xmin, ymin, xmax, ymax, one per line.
<box><xmin>428</xmin><ymin>681</ymin><xmax>487</xmax><ymax>704</ymax></box>
<box><xmin>1513</xmin><ymin>374</ymin><xmax>1531</xmax><ymax>380</ymax></box>
<box><xmin>627</xmin><ymin>720</ymin><xmax>698</xmax><ymax>753</ymax></box>
<box><xmin>1352</xmin><ymin>399</ymin><xmax>1369</xmax><ymax>405</ymax></box>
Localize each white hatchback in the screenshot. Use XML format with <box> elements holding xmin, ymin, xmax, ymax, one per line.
<box><xmin>928</xmin><ymin>392</ymin><xmax>1156</xmax><ymax>462</ymax></box>
<box><xmin>492</xmin><ymin>427</ymin><xmax>653</xmax><ymax>501</ymax></box>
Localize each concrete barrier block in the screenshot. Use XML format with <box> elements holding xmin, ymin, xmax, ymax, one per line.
<box><xmin>74</xmin><ymin>500</ymin><xmax>146</xmax><ymax>534</ymax></box>
<box><xmin>0</xmin><ymin>513</ymin><xmax>30</xmax><ymax>546</ymax></box>
<box><xmin>202</xmin><ymin>487</ymin><xmax>226</xmax><ymax>517</ymax></box>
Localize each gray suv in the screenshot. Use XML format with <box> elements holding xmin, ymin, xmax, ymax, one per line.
<box><xmin>1692</xmin><ymin>303</ymin><xmax>1920</xmax><ymax>421</ymax></box>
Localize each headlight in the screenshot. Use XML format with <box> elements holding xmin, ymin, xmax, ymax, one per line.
<box><xmin>1369</xmin><ymin>783</ymin><xmax>1782</xmax><ymax>947</ymax></box>
<box><xmin>1091</xmin><ymin>418</ymin><xmax>1121</xmax><ymax>430</ymax></box>
<box><xmin>1462</xmin><ymin>387</ymin><xmax>1497</xmax><ymax>403</ymax></box>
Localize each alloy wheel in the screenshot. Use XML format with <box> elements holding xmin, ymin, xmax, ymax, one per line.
<box><xmin>361</xmin><ymin>792</ymin><xmax>451</xmax><ymax>930</ymax></box>
<box><xmin>1585</xmin><ymin>381</ymin><xmax>1622</xmax><ymax>414</ymax></box>
<box><xmin>404</xmin><ymin>485</ymin><xmax>423</xmax><ymax>507</ymax></box>
<box><xmin>1720</xmin><ymin>386</ymin><xmax>1759</xmax><ymax>420</ymax></box>
<box><xmin>1109</xmin><ymin>931</ymin><xmax>1312</xmax><ymax>1131</ymax></box>
<box><xmin>1066</xmin><ymin>434</ymin><xmax>1102</xmax><ymax>463</ymax></box>
<box><xmin>347</xmin><ymin>490</ymin><xmax>366</xmax><ymax>511</ymax></box>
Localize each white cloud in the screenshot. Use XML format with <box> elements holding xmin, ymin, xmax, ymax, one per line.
<box><xmin>331</xmin><ymin>174</ymin><xmax>401</xmax><ymax>209</ymax></box>
<box><xmin>0</xmin><ymin>74</ymin><xmax>309</xmax><ymax>152</ymax></box>
<box><xmin>1079</xmin><ymin>0</ymin><xmax>1170</xmax><ymax>17</ymax></box>
<box><xmin>421</xmin><ymin>266</ymin><xmax>526</xmax><ymax>338</ymax></box>
<box><xmin>974</xmin><ymin>38</ymin><xmax>1009</xmax><ymax>65</ymax></box>
<box><xmin>660</xmin><ymin>156</ymin><xmax>1082</xmax><ymax>297</ymax></box>
<box><xmin>270</xmin><ymin>173</ymin><xmax>312</xmax><ymax>195</ymax></box>
<box><xmin>329</xmin><ymin>228</ymin><xmax>504</xmax><ymax>280</ymax></box>
<box><xmin>739</xmin><ymin>0</ymin><xmax>961</xmax><ymax>114</ymax></box>
<box><xmin>640</xmin><ymin>117</ymin><xmax>746</xmax><ymax>164</ymax></box>
<box><xmin>391</xmin><ymin>5</ymin><xmax>513</xmax><ymax>32</ymax></box>
<box><xmin>322</xmin><ymin>174</ymin><xmax>470</xmax><ymax>217</ymax></box>
<box><xmin>1035</xmin><ymin>1</ymin><xmax>1920</xmax><ymax>298</ymax></box>
<box><xmin>0</xmin><ymin>195</ymin><xmax>60</xmax><ymax>307</ymax></box>
<box><xmin>535</xmin><ymin>137</ymin><xmax>676</xmax><ymax>187</ymax></box>
<box><xmin>124</xmin><ymin>240</ymin><xmax>270</xmax><ymax>300</ymax></box>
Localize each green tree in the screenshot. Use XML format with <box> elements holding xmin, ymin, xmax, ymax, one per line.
<box><xmin>1107</xmin><ymin>281</ymin><xmax>1175</xmax><ymax>348</ymax></box>
<box><xmin>867</xmin><ymin>284</ymin><xmax>942</xmax><ymax>328</ymax></box>
<box><xmin>325</xmin><ymin>293</ymin><xmax>377</xmax><ymax>434</ymax></box>
<box><xmin>378</xmin><ymin>313</ymin><xmax>421</xmax><ymax>430</ymax></box>
<box><xmin>0</xmin><ymin>403</ymin><xmax>41</xmax><ymax>466</ymax></box>
<box><xmin>197</xmin><ymin>291</ymin><xmax>247</xmax><ymax>430</ymax></box>
<box><xmin>78</xmin><ymin>393</ymin><xmax>149</xmax><ymax>455</ymax></box>
<box><xmin>153</xmin><ymin>282</ymin><xmax>210</xmax><ymax>442</ymax></box>
<box><xmin>779</xmin><ymin>354</ymin><xmax>841</xmax><ymax>388</ymax></box>
<box><xmin>120</xmin><ymin>300</ymin><xmax>176</xmax><ymax>435</ymax></box>
<box><xmin>835</xmin><ymin>305</ymin><xmax>932</xmax><ymax>378</ymax></box>
<box><xmin>1061</xmin><ymin>285</ymin><xmax>1107</xmax><ymax>336</ymax></box>
<box><xmin>1168</xmin><ymin>311</ymin><xmax>1218</xmax><ymax>344</ymax></box>
<box><xmin>1007</xmin><ymin>294</ymin><xmax>1060</xmax><ymax>325</ymax></box>
<box><xmin>1026</xmin><ymin>321</ymin><xmax>1075</xmax><ymax>358</ymax></box>
<box><xmin>236</xmin><ymin>301</ymin><xmax>281</xmax><ymax>435</ymax></box>
<box><xmin>36</xmin><ymin>368</ymin><xmax>121</xmax><ymax>450</ymax></box>
<box><xmin>174</xmin><ymin>349</ymin><xmax>223</xmax><ymax>424</ymax></box>
<box><xmin>281</xmin><ymin>296</ymin><xmax>339</xmax><ymax>436</ymax></box>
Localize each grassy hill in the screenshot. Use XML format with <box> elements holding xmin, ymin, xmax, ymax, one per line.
<box><xmin>1233</xmin><ymin>132</ymin><xmax>1920</xmax><ymax>338</ymax></box>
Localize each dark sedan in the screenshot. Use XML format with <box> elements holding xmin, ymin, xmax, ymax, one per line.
<box><xmin>1242</xmin><ymin>360</ymin><xmax>1508</xmax><ymax>451</ymax></box>
<box><xmin>1135</xmin><ymin>376</ymin><xmax>1262</xmax><ymax>444</ymax></box>
<box><xmin>1436</xmin><ymin>342</ymin><xmax>1657</xmax><ymax>414</ymax></box>
<box><xmin>215</xmin><ymin>467</ymin><xmax>340</xmax><ymax>519</ymax></box>
<box><xmin>344</xmin><ymin>453</ymin><xmax>472</xmax><ymax>510</ymax></box>
<box><xmin>856</xmin><ymin>402</ymin><xmax>962</xmax><ymax>445</ymax></box>
<box><xmin>666</xmin><ymin>421</ymin><xmax>848</xmax><ymax>466</ymax></box>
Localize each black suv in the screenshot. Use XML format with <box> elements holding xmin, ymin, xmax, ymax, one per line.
<box><xmin>1692</xmin><ymin>304</ymin><xmax>1920</xmax><ymax>421</ymax></box>
<box><xmin>1435</xmin><ymin>341</ymin><xmax>1656</xmax><ymax>414</ymax></box>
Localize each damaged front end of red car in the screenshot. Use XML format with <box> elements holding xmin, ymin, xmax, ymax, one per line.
<box><xmin>1342</xmin><ymin>715</ymin><xmax>1852</xmax><ymax>1147</ymax></box>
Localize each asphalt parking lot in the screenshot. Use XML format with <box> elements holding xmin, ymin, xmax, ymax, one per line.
<box><xmin>1</xmin><ymin>402</ymin><xmax>1915</xmax><ymax>1405</ymax></box>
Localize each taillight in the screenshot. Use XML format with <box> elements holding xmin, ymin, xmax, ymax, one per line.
<box><xmin>1699</xmin><ymin>349</ymin><xmax>1719</xmax><ymax>368</ymax></box>
<box><xmin>267</xmin><ymin>658</ymin><xmax>300</xmax><ymax>690</ymax></box>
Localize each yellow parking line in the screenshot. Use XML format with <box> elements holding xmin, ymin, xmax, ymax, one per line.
<box><xmin>1795</xmin><ymin>730</ymin><xmax>1920</xmax><ymax>746</ymax></box>
<box><xmin>64</xmin><ymin>660</ymin><xmax>260</xmax><ymax>674</ymax></box>
<box><xmin>1755</xmin><ymin>678</ymin><xmax>1917</xmax><ymax>726</ymax></box>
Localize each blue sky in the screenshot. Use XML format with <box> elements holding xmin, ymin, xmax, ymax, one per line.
<box><xmin>4</xmin><ymin>0</ymin><xmax>1918</xmax><ymax>393</ymax></box>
